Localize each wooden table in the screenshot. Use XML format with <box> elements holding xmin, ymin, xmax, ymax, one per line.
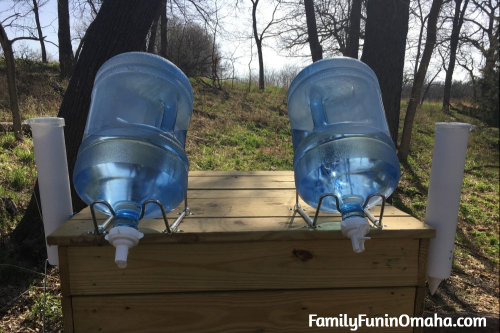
<box><xmin>48</xmin><ymin>171</ymin><xmax>435</xmax><ymax>333</ymax></box>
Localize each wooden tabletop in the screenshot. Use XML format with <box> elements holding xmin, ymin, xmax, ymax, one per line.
<box><xmin>48</xmin><ymin>171</ymin><xmax>435</xmax><ymax>246</ymax></box>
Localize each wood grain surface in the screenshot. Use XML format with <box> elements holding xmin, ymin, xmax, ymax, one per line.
<box><xmin>66</xmin><ymin>238</ymin><xmax>419</xmax><ymax>295</ymax></box>
<box><xmin>72</xmin><ymin>287</ymin><xmax>416</xmax><ymax>333</ymax></box>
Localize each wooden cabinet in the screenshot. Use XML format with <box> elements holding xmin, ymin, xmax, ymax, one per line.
<box><xmin>48</xmin><ymin>171</ymin><xmax>434</xmax><ymax>333</ymax></box>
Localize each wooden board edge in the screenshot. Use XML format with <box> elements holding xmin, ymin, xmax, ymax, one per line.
<box><xmin>413</xmin><ymin>286</ymin><xmax>426</xmax><ymax>333</ymax></box>
<box><xmin>188</xmin><ymin>171</ymin><xmax>293</xmax><ymax>176</ymax></box>
<box><xmin>71</xmin><ymin>287</ymin><xmax>416</xmax><ymax>333</ymax></box>
<box><xmin>417</xmin><ymin>238</ymin><xmax>430</xmax><ymax>287</ymax></box>
<box><xmin>61</xmin><ymin>296</ymin><xmax>74</xmax><ymax>333</ymax></box>
<box><xmin>58</xmin><ymin>246</ymin><xmax>72</xmax><ymax>297</ymax></box>
<box><xmin>48</xmin><ymin>228</ymin><xmax>436</xmax><ymax>246</ymax></box>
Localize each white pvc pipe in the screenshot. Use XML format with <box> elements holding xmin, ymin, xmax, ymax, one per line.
<box><xmin>425</xmin><ymin>122</ymin><xmax>473</xmax><ymax>295</ymax></box>
<box><xmin>25</xmin><ymin>117</ymin><xmax>73</xmax><ymax>265</ymax></box>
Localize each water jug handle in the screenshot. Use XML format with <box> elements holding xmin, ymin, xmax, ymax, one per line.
<box><xmin>161</xmin><ymin>98</ymin><xmax>178</xmax><ymax>132</ymax></box>
<box><xmin>309</xmin><ymin>87</ymin><xmax>328</xmax><ymax>129</ymax></box>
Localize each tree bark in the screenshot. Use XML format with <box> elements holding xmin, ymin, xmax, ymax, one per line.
<box><xmin>251</xmin><ymin>0</ymin><xmax>265</xmax><ymax>90</ymax></box>
<box><xmin>0</xmin><ymin>23</ymin><xmax>24</xmax><ymax>141</ymax></box>
<box><xmin>361</xmin><ymin>0</ymin><xmax>410</xmax><ymax>146</ymax></box>
<box><xmin>33</xmin><ymin>0</ymin><xmax>47</xmax><ymax>62</ymax></box>
<box><xmin>399</xmin><ymin>0</ymin><xmax>443</xmax><ymax>161</ymax></box>
<box><xmin>413</xmin><ymin>0</ymin><xmax>426</xmax><ymax>79</ymax></box>
<box><xmin>148</xmin><ymin>1</ymin><xmax>163</xmax><ymax>54</ymax></box>
<box><xmin>12</xmin><ymin>0</ymin><xmax>162</xmax><ymax>261</ymax></box>
<box><xmin>345</xmin><ymin>0</ymin><xmax>362</xmax><ymax>59</ymax></box>
<box><xmin>58</xmin><ymin>0</ymin><xmax>74</xmax><ymax>77</ymax></box>
<box><xmin>304</xmin><ymin>0</ymin><xmax>323</xmax><ymax>62</ymax></box>
<box><xmin>160</xmin><ymin>0</ymin><xmax>167</xmax><ymax>58</ymax></box>
<box><xmin>442</xmin><ymin>0</ymin><xmax>469</xmax><ymax>113</ymax></box>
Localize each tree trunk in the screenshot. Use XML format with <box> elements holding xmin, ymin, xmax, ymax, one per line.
<box><xmin>148</xmin><ymin>2</ymin><xmax>162</xmax><ymax>54</ymax></box>
<box><xmin>442</xmin><ymin>0</ymin><xmax>469</xmax><ymax>113</ymax></box>
<box><xmin>0</xmin><ymin>23</ymin><xmax>23</xmax><ymax>141</ymax></box>
<box><xmin>420</xmin><ymin>69</ymin><xmax>441</xmax><ymax>105</ymax></box>
<box><xmin>251</xmin><ymin>0</ymin><xmax>265</xmax><ymax>90</ymax></box>
<box><xmin>12</xmin><ymin>0</ymin><xmax>162</xmax><ymax>261</ymax></box>
<box><xmin>160</xmin><ymin>0</ymin><xmax>167</xmax><ymax>58</ymax></box>
<box><xmin>399</xmin><ymin>0</ymin><xmax>443</xmax><ymax>161</ymax></box>
<box><xmin>361</xmin><ymin>0</ymin><xmax>410</xmax><ymax>146</ymax></box>
<box><xmin>413</xmin><ymin>0</ymin><xmax>426</xmax><ymax>79</ymax></box>
<box><xmin>58</xmin><ymin>0</ymin><xmax>74</xmax><ymax>77</ymax></box>
<box><xmin>33</xmin><ymin>0</ymin><xmax>47</xmax><ymax>62</ymax></box>
<box><xmin>304</xmin><ymin>0</ymin><xmax>323</xmax><ymax>62</ymax></box>
<box><xmin>345</xmin><ymin>0</ymin><xmax>362</xmax><ymax>59</ymax></box>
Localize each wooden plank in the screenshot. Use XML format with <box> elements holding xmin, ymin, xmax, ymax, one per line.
<box><xmin>188</xmin><ymin>174</ymin><xmax>296</xmax><ymax>190</ymax></box>
<box><xmin>187</xmin><ymin>189</ymin><xmax>304</xmax><ymax>198</ymax></box>
<box><xmin>188</xmin><ymin>170</ymin><xmax>294</xmax><ymax>177</ymax></box>
<box><xmin>66</xmin><ymin>239</ymin><xmax>419</xmax><ymax>296</ymax></box>
<box><xmin>61</xmin><ymin>296</ymin><xmax>74</xmax><ymax>333</ymax></box>
<box><xmin>48</xmin><ymin>215</ymin><xmax>435</xmax><ymax>246</ymax></box>
<box><xmin>58</xmin><ymin>246</ymin><xmax>71</xmax><ymax>297</ymax></box>
<box><xmin>413</xmin><ymin>287</ymin><xmax>426</xmax><ymax>333</ymax></box>
<box><xmin>72</xmin><ymin>287</ymin><xmax>415</xmax><ymax>333</ymax></box>
<box><xmin>417</xmin><ymin>239</ymin><xmax>430</xmax><ymax>287</ymax></box>
<box><xmin>412</xmin><ymin>239</ymin><xmax>430</xmax><ymax>333</ymax></box>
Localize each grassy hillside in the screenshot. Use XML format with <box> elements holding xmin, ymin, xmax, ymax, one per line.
<box><xmin>0</xmin><ymin>61</ymin><xmax>498</xmax><ymax>331</ymax></box>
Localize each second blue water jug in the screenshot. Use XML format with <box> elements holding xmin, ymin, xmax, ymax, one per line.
<box><xmin>73</xmin><ymin>52</ymin><xmax>193</xmax><ymax>229</ymax></box>
<box><xmin>288</xmin><ymin>57</ymin><xmax>401</xmax><ymax>221</ymax></box>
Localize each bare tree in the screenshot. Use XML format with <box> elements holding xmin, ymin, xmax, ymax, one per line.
<box><xmin>32</xmin><ymin>0</ymin><xmax>47</xmax><ymax>62</ymax></box>
<box><xmin>461</xmin><ymin>0</ymin><xmax>499</xmax><ymax>126</ymax></box>
<box><xmin>0</xmin><ymin>12</ymin><xmax>42</xmax><ymax>141</ymax></box>
<box><xmin>456</xmin><ymin>45</ymin><xmax>478</xmax><ymax>99</ymax></box>
<box><xmin>0</xmin><ymin>21</ymin><xmax>23</xmax><ymax>141</ymax></box>
<box><xmin>442</xmin><ymin>0</ymin><xmax>470</xmax><ymax>112</ymax></box>
<box><xmin>420</xmin><ymin>65</ymin><xmax>442</xmax><ymax>105</ymax></box>
<box><xmin>72</xmin><ymin>0</ymin><xmax>102</xmax><ymax>62</ymax></box>
<box><xmin>58</xmin><ymin>0</ymin><xmax>74</xmax><ymax>77</ymax></box>
<box><xmin>250</xmin><ymin>0</ymin><xmax>283</xmax><ymax>90</ymax></box>
<box><xmin>147</xmin><ymin>2</ymin><xmax>163</xmax><ymax>53</ymax></box>
<box><xmin>248</xmin><ymin>37</ymin><xmax>253</xmax><ymax>91</ymax></box>
<box><xmin>399</xmin><ymin>0</ymin><xmax>444</xmax><ymax>161</ymax></box>
<box><xmin>361</xmin><ymin>0</ymin><xmax>410</xmax><ymax>146</ymax></box>
<box><xmin>279</xmin><ymin>0</ymin><xmax>363</xmax><ymax>58</ymax></box>
<box><xmin>6</xmin><ymin>0</ymin><xmax>50</xmax><ymax>62</ymax></box>
<box><xmin>304</xmin><ymin>0</ymin><xmax>322</xmax><ymax>62</ymax></box>
<box><xmin>409</xmin><ymin>0</ymin><xmax>430</xmax><ymax>79</ymax></box>
<box><xmin>160</xmin><ymin>0</ymin><xmax>167</xmax><ymax>58</ymax></box>
<box><xmin>345</xmin><ymin>0</ymin><xmax>362</xmax><ymax>58</ymax></box>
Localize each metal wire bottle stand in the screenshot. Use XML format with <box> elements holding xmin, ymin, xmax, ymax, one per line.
<box><xmin>87</xmin><ymin>193</ymin><xmax>192</xmax><ymax>235</ymax></box>
<box><xmin>292</xmin><ymin>191</ymin><xmax>387</xmax><ymax>229</ymax></box>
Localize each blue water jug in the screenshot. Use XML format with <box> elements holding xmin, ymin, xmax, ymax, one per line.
<box><xmin>73</xmin><ymin>52</ymin><xmax>193</xmax><ymax>230</ymax></box>
<box><xmin>288</xmin><ymin>57</ymin><xmax>400</xmax><ymax>252</ymax></box>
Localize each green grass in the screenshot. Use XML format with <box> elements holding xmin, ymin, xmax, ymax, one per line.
<box><xmin>186</xmin><ymin>82</ymin><xmax>293</xmax><ymax>171</ymax></box>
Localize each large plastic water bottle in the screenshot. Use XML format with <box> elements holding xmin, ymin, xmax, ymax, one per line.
<box><xmin>73</xmin><ymin>52</ymin><xmax>193</xmax><ymax>267</ymax></box>
<box><xmin>288</xmin><ymin>57</ymin><xmax>400</xmax><ymax>252</ymax></box>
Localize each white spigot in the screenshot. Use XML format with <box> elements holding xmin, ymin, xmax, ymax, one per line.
<box><xmin>341</xmin><ymin>217</ymin><xmax>371</xmax><ymax>253</ymax></box>
<box><xmin>105</xmin><ymin>226</ymin><xmax>144</xmax><ymax>268</ymax></box>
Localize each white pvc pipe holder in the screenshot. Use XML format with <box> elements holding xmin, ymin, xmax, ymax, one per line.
<box><xmin>425</xmin><ymin>122</ymin><xmax>473</xmax><ymax>294</ymax></box>
<box><xmin>25</xmin><ymin>117</ymin><xmax>73</xmax><ymax>265</ymax></box>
